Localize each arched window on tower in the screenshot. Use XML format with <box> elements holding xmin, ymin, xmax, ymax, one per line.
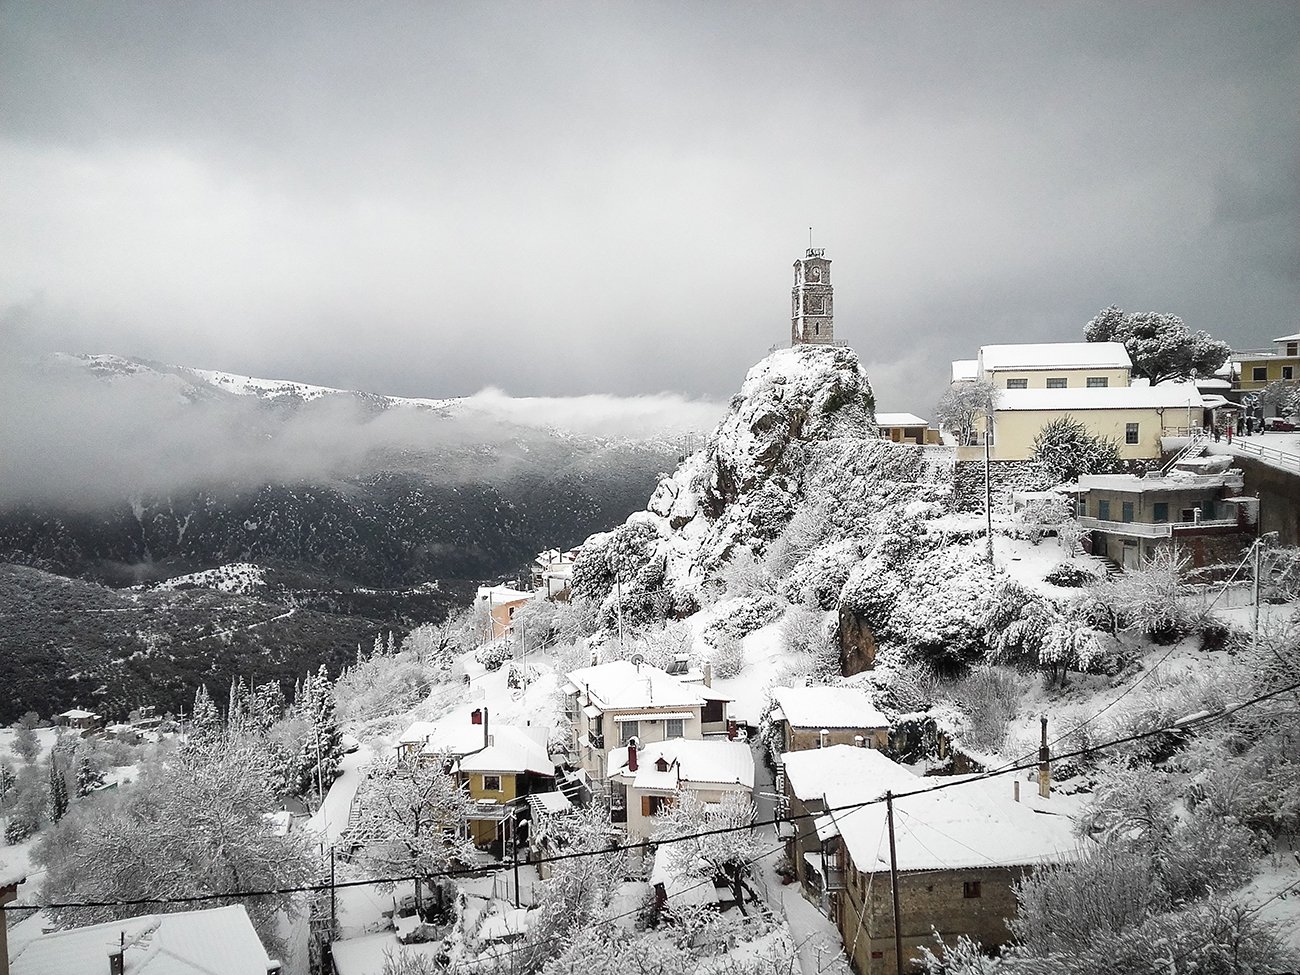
<box><xmin>814</xmin><ymin>323</ymin><xmax>820</xmax><ymax>336</ymax></box>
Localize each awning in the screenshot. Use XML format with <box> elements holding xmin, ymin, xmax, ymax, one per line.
<box><xmin>581</xmin><ymin>704</ymin><xmax>602</xmax><ymax>719</ymax></box>
<box><xmin>612</xmin><ymin>711</ymin><xmax>694</xmax><ymax>722</ymax></box>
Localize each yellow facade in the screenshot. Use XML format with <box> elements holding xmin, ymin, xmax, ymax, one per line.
<box><xmin>1236</xmin><ymin>356</ymin><xmax>1300</xmax><ymax>391</ymax></box>
<box><xmin>991</xmin><ymin>407</ymin><xmax>1183</xmax><ymax>462</ymax></box>
<box><xmin>466</xmin><ymin>770</ymin><xmax>519</xmax><ymax>846</ymax></box>
<box><xmin>986</xmin><ymin>366</ymin><xmax>1131</xmax><ymax>390</ymax></box>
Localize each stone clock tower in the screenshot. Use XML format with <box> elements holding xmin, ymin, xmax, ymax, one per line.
<box><xmin>791</xmin><ymin>247</ymin><xmax>833</xmax><ymax>346</ymax></box>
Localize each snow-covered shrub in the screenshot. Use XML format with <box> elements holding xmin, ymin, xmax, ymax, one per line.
<box><xmin>952</xmin><ymin>666</ymin><xmax>1020</xmax><ymax>752</ymax></box>
<box><xmin>780</xmin><ymin>604</ymin><xmax>837</xmax><ymax>682</ymax></box>
<box><xmin>704</xmin><ymin>593</ymin><xmax>785</xmax><ymax>645</ymax></box>
<box><xmin>474</xmin><ymin>640</ymin><xmax>511</xmax><ymax>672</ymax></box>
<box><xmin>715</xmin><ymin>547</ymin><xmax>776</xmax><ymax>600</ymax></box>
<box><xmin>4</xmin><ymin>812</ymin><xmax>37</xmax><ymax>845</ymax></box>
<box><xmin>780</xmin><ymin>538</ymin><xmax>863</xmax><ymax>609</ymax></box>
<box><xmin>1103</xmin><ymin>671</ymin><xmax>1227</xmax><ymax>763</ymax></box>
<box><xmin>1094</xmin><ymin>547</ymin><xmax>1194</xmax><ymax>642</ymax></box>
<box><xmin>704</xmin><ymin>632</ymin><xmax>745</xmax><ymax>679</ymax></box>
<box><xmin>510</xmin><ymin>597</ymin><xmax>563</xmax><ymax>653</ymax></box>
<box><xmin>1030</xmin><ymin>415</ymin><xmax>1121</xmax><ymax>484</ymax></box>
<box><xmin>635</xmin><ymin>619</ymin><xmax>697</xmax><ymax>671</ymax></box>
<box><xmin>1044</xmin><ymin>561</ymin><xmax>1103</xmax><ymax>588</ymax></box>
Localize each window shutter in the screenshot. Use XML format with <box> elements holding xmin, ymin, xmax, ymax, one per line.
<box><xmin>642</xmin><ymin>795</ymin><xmax>653</xmax><ymax>817</ymax></box>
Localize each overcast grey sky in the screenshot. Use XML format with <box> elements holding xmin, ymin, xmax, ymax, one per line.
<box><xmin>1</xmin><ymin>2</ymin><xmax>1296</xmax><ymax>415</ymax></box>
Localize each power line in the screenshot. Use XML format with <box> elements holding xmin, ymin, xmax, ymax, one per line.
<box><xmin>13</xmin><ymin>676</ymin><xmax>1297</xmax><ymax>913</ymax></box>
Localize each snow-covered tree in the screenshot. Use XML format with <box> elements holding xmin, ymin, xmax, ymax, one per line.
<box><xmin>934</xmin><ymin>378</ymin><xmax>999</xmax><ymax>446</ymax></box>
<box><xmin>292</xmin><ymin>665</ymin><xmax>344</xmax><ymax>799</ymax></box>
<box><xmin>0</xmin><ymin>762</ymin><xmax>14</xmax><ymax>805</ymax></box>
<box><xmin>74</xmin><ymin>753</ymin><xmax>104</xmax><ymax>798</ymax></box>
<box><xmin>188</xmin><ymin>685</ymin><xmax>222</xmax><ymax>745</ymax></box>
<box><xmin>12</xmin><ymin>712</ymin><xmax>40</xmax><ymax>763</ymax></box>
<box><xmin>1084</xmin><ymin>305</ymin><xmax>1231</xmax><ymax>385</ymax></box>
<box><xmin>651</xmin><ymin>790</ymin><xmax>762</xmax><ymax>910</ymax></box>
<box><xmin>47</xmin><ymin>754</ymin><xmax>68</xmax><ymax>823</ymax></box>
<box><xmin>1101</xmin><ymin>546</ymin><xmax>1192</xmax><ymax>641</ymax></box>
<box><xmin>342</xmin><ymin>754</ymin><xmax>473</xmax><ymax>912</ymax></box>
<box><xmin>36</xmin><ymin>737</ymin><xmax>313</xmax><ymax>948</ymax></box>
<box><xmin>1029</xmin><ymin>416</ymin><xmax>1120</xmax><ymax>484</ymax></box>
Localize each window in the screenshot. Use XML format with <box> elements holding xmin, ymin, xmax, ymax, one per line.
<box><xmin>1253</xmin><ymin>367</ymin><xmax>1268</xmax><ymax>382</ymax></box>
<box><xmin>1181</xmin><ymin>508</ymin><xmax>1197</xmax><ymax>523</ymax></box>
<box><xmin>963</xmin><ymin>881</ymin><xmax>982</xmax><ymax>899</ymax></box>
<box><xmin>1153</xmin><ymin>502</ymin><xmax>1169</xmax><ymax>522</ymax></box>
<box><xmin>1006</xmin><ymin>378</ymin><xmax>1028</xmax><ymax>389</ymax></box>
<box><xmin>620</xmin><ymin>721</ymin><xmax>639</xmax><ymax>745</ymax></box>
<box><xmin>1285</xmin><ymin>366</ymin><xmax>1295</xmax><ymax>380</ymax></box>
<box><xmin>665</xmin><ymin>718</ymin><xmax>684</xmax><ymax>738</ymax></box>
<box><xmin>642</xmin><ymin>794</ymin><xmax>672</xmax><ymax>817</ymax></box>
<box><xmin>1288</xmin><ymin>342</ymin><xmax>1298</xmax><ymax>356</ymax></box>
<box><xmin>1046</xmin><ymin>377</ymin><xmax>1067</xmax><ymax>388</ymax></box>
<box><xmin>1122</xmin><ymin>501</ymin><xmax>1134</xmax><ymax>523</ymax></box>
<box><xmin>1098</xmin><ymin>499</ymin><xmax>1111</xmax><ymax>520</ymax></box>
<box><xmin>1203</xmin><ymin>499</ymin><xmax>1215</xmax><ymax>519</ymax></box>
<box><xmin>1125</xmin><ymin>422</ymin><xmax>1139</xmax><ymax>444</ymax></box>
<box><xmin>482</xmin><ymin>774</ymin><xmax>501</xmax><ymax>792</ymax></box>
<box><xmin>1087</xmin><ymin>376</ymin><xmax>1109</xmax><ymax>388</ymax></box>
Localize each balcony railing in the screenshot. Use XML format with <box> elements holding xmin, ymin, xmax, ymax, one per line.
<box><xmin>1077</xmin><ymin>516</ymin><xmax>1241</xmax><ymax>538</ymax></box>
<box><xmin>587</xmin><ymin>732</ymin><xmax>604</xmax><ymax>750</ymax></box>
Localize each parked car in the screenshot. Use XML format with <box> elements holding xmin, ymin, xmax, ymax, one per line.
<box><xmin>1264</xmin><ymin>417</ymin><xmax>1297</xmax><ymax>432</ymax></box>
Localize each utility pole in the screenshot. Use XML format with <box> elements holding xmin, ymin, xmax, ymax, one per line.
<box><xmin>885</xmin><ymin>791</ymin><xmax>904</xmax><ymax>975</ymax></box>
<box><xmin>329</xmin><ymin>846</ymin><xmax>337</xmax><ymax>938</ymax></box>
<box><xmin>984</xmin><ymin>423</ymin><xmax>994</xmax><ymax>565</ymax></box>
<box><xmin>614</xmin><ymin>556</ymin><xmax>625</xmax><ymax>653</ymax></box>
<box><xmin>1253</xmin><ymin>535</ymin><xmax>1262</xmax><ymax>653</ymax></box>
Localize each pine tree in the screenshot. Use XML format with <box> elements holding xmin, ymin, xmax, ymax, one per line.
<box><xmin>75</xmin><ymin>754</ymin><xmax>104</xmax><ymax>798</ymax></box>
<box><xmin>185</xmin><ymin>685</ymin><xmax>223</xmax><ymax>755</ymax></box>
<box><xmin>293</xmin><ymin>666</ymin><xmax>343</xmax><ymax>798</ymax></box>
<box><xmin>48</xmin><ymin>754</ymin><xmax>69</xmax><ymax>823</ymax></box>
<box><xmin>0</xmin><ymin>762</ymin><xmax>15</xmax><ymax>804</ymax></box>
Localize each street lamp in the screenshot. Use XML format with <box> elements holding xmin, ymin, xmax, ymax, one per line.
<box><xmin>973</xmin><ymin>408</ymin><xmax>995</xmax><ymax>565</ymax></box>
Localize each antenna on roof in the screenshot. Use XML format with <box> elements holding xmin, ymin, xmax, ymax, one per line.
<box><xmin>808</xmin><ymin>226</ymin><xmax>813</xmax><ymax>248</ymax></box>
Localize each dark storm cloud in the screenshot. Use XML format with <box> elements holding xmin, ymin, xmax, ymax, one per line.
<box><xmin>1</xmin><ymin>1</ymin><xmax>1296</xmax><ymax>420</ymax></box>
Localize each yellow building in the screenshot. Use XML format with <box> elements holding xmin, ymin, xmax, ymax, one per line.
<box><xmin>977</xmin><ymin>341</ymin><xmax>1132</xmax><ymax>390</ymax></box>
<box><xmin>988</xmin><ymin>382</ymin><xmax>1205</xmax><ymax>461</ymax></box>
<box><xmin>875</xmin><ymin>412</ymin><xmax>939</xmax><ymax>445</ymax></box>
<box><xmin>1232</xmin><ymin>331</ymin><xmax>1300</xmax><ymax>392</ymax></box>
<box><xmin>457</xmin><ymin>723</ymin><xmax>556</xmax><ymax>848</ymax></box>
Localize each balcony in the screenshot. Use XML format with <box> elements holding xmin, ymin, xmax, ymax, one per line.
<box><xmin>587</xmin><ymin>732</ymin><xmax>605</xmax><ymax>751</ymax></box>
<box><xmin>1077</xmin><ymin>516</ymin><xmax>1241</xmax><ymax>538</ymax></box>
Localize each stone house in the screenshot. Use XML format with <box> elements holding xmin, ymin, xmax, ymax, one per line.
<box><xmin>875</xmin><ymin>413</ymin><xmax>939</xmax><ymax>445</ymax></box>
<box><xmin>771</xmin><ymin>686</ymin><xmax>890</xmax><ymax>754</ymax></box>
<box><xmin>55</xmin><ymin>708</ymin><xmax>101</xmax><ymax>731</ymax></box>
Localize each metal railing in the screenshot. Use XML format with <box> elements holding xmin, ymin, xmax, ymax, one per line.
<box><xmin>1221</xmin><ymin>438</ymin><xmax>1300</xmax><ymax>475</ymax></box>
<box><xmin>1077</xmin><ymin>515</ymin><xmax>1240</xmax><ymax>538</ymax></box>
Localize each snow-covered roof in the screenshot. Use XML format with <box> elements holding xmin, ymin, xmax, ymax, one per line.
<box><xmin>832</xmin><ymin>777</ymin><xmax>1075</xmax><ymax>873</ymax></box>
<box><xmin>10</xmin><ymin>905</ymin><xmax>272</xmax><ymax>975</ymax></box>
<box><xmin>1066</xmin><ymin>471</ymin><xmax>1242</xmax><ymax>494</ymax></box>
<box><xmin>1274</xmin><ymin>331</ymin><xmax>1300</xmax><ymax>343</ymax></box>
<box><xmin>608</xmin><ymin>738</ymin><xmax>754</xmax><ymax>790</ymax></box>
<box><xmin>951</xmin><ymin>359</ymin><xmax>979</xmax><ymax>382</ymax></box>
<box><xmin>781</xmin><ymin>745</ymin><xmax>917</xmax><ymax>805</ymax></box>
<box><xmin>477</xmin><ymin>907</ymin><xmax>531</xmax><ymax>942</ymax></box>
<box><xmin>979</xmin><ymin>342</ymin><xmax>1131</xmax><ymax>372</ymax></box>
<box><xmin>567</xmin><ymin>661</ymin><xmax>708</xmax><ymax>711</ymax></box>
<box><xmin>530</xmin><ymin>791</ymin><xmax>573</xmax><ymax>814</ymax></box>
<box><xmin>476</xmin><ymin>585</ymin><xmax>534</xmax><ymax>605</ymax></box>
<box><xmin>58</xmin><ymin>708</ymin><xmax>98</xmax><ymax>719</ymax></box>
<box><xmin>875</xmin><ymin>412</ymin><xmax>929</xmax><ymax>428</ymax></box>
<box><xmin>772</xmin><ymin>686</ymin><xmax>888</xmax><ymax>730</ymax></box>
<box><xmin>397</xmin><ymin>720</ymin><xmax>441</xmax><ymax>746</ymax></box>
<box><xmin>457</xmin><ymin>726</ymin><xmax>554</xmax><ymax>776</ymax></box>
<box><xmin>996</xmin><ymin>381</ymin><xmax>1203</xmax><ymax>411</ymax></box>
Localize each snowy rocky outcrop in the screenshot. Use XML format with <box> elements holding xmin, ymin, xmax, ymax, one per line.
<box><xmin>570</xmin><ymin>346</ymin><xmax>996</xmax><ymax>664</ymax></box>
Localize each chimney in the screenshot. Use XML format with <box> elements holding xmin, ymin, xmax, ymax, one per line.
<box><xmin>1014</xmin><ymin>779</ymin><xmax>1020</xmax><ymax>803</ymax></box>
<box><xmin>108</xmin><ymin>932</ymin><xmax>125</xmax><ymax>975</ymax></box>
<box><xmin>819</xmin><ymin>729</ymin><xmax>829</xmax><ymax>749</ymax></box>
<box><xmin>727</xmin><ymin>719</ymin><xmax>738</xmax><ymax>740</ymax></box>
<box><xmin>482</xmin><ymin>707</ymin><xmax>490</xmax><ymax>751</ymax></box>
<box><xmin>1038</xmin><ymin>715</ymin><xmax>1051</xmax><ymax>799</ymax></box>
<box><xmin>627</xmin><ymin>741</ymin><xmax>638</xmax><ymax>772</ymax></box>
<box><xmin>471</xmin><ymin>708</ymin><xmax>482</xmax><ymax>725</ymax></box>
<box><xmin>853</xmin><ymin>735</ymin><xmax>865</xmax><ymax>748</ymax></box>
<box><xmin>702</xmin><ymin>662</ymin><xmax>712</xmax><ymax>688</ymax></box>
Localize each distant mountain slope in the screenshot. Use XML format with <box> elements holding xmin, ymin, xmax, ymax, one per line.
<box><xmin>0</xmin><ymin>563</ymin><xmax>387</xmax><ymax>724</ymax></box>
<box><xmin>0</xmin><ymin>354</ymin><xmax>718</xmax><ymax>597</ymax></box>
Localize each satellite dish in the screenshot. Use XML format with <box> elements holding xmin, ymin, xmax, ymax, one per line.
<box><xmin>630</xmin><ymin>652</ymin><xmax>646</xmax><ymax>668</ymax></box>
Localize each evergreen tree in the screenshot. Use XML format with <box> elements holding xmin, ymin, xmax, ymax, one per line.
<box><xmin>293</xmin><ymin>666</ymin><xmax>343</xmax><ymax>798</ymax></box>
<box><xmin>0</xmin><ymin>762</ymin><xmax>15</xmax><ymax>805</ymax></box>
<box><xmin>1030</xmin><ymin>415</ymin><xmax>1121</xmax><ymax>484</ymax></box>
<box><xmin>1085</xmin><ymin>305</ymin><xmax>1231</xmax><ymax>385</ymax></box>
<box><xmin>48</xmin><ymin>754</ymin><xmax>69</xmax><ymax>823</ymax></box>
<box><xmin>75</xmin><ymin>753</ymin><xmax>104</xmax><ymax>798</ymax></box>
<box><xmin>189</xmin><ymin>685</ymin><xmax>222</xmax><ymax>743</ymax></box>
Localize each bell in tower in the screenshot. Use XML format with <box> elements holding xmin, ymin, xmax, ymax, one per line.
<box><xmin>791</xmin><ymin>247</ymin><xmax>833</xmax><ymax>347</ymax></box>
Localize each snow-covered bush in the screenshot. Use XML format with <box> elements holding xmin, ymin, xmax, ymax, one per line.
<box><xmin>1029</xmin><ymin>415</ymin><xmax>1120</xmax><ymax>484</ymax></box>
<box><xmin>704</xmin><ymin>593</ymin><xmax>785</xmax><ymax>645</ymax></box>
<box><xmin>474</xmin><ymin>640</ymin><xmax>511</xmax><ymax>672</ymax></box>
<box><xmin>704</xmin><ymin>632</ymin><xmax>745</xmax><ymax>679</ymax></box>
<box><xmin>1093</xmin><ymin>547</ymin><xmax>1193</xmax><ymax>642</ymax></box>
<box><xmin>951</xmin><ymin>666</ymin><xmax>1020</xmax><ymax>752</ymax></box>
<box><xmin>780</xmin><ymin>604</ymin><xmax>837</xmax><ymax>682</ymax></box>
<box><xmin>1044</xmin><ymin>561</ymin><xmax>1103</xmax><ymax>588</ymax></box>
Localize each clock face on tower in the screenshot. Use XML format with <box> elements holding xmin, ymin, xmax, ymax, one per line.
<box><xmin>810</xmin><ymin>266</ymin><xmax>821</xmax><ymax>281</ymax></box>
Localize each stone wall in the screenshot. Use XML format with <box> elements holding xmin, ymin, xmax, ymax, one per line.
<box><xmin>951</xmin><ymin>459</ymin><xmax>1055</xmax><ymax>512</ymax></box>
<box><xmin>840</xmin><ymin>864</ymin><xmax>1028</xmax><ymax>974</ymax></box>
<box><xmin>1227</xmin><ymin>453</ymin><xmax>1300</xmax><ymax>546</ymax></box>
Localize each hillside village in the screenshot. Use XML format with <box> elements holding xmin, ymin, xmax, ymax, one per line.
<box><xmin>1</xmin><ymin>252</ymin><xmax>1299</xmax><ymax>975</ymax></box>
